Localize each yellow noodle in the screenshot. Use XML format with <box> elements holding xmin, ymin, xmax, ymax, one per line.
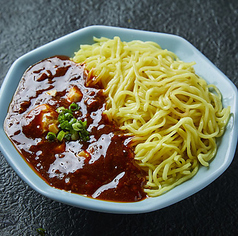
<box><xmin>72</xmin><ymin>37</ymin><xmax>230</xmax><ymax>197</ymax></box>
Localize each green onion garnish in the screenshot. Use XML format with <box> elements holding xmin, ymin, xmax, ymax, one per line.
<box><xmin>56</xmin><ymin>106</ymin><xmax>66</xmax><ymax>113</ymax></box>
<box><xmin>46</xmin><ymin>132</ymin><xmax>56</xmax><ymax>141</ymax></box>
<box><xmin>58</xmin><ymin>120</ymin><xmax>69</xmax><ymax>130</ymax></box>
<box><xmin>46</xmin><ymin>102</ymin><xmax>89</xmax><ymax>143</ymax></box>
<box><xmin>57</xmin><ymin>130</ymin><xmax>66</xmax><ymax>142</ymax></box>
<box><xmin>69</xmin><ymin>102</ymin><xmax>79</xmax><ymax>111</ymax></box>
<box><xmin>71</xmin><ymin>130</ymin><xmax>80</xmax><ymax>141</ymax></box>
<box><xmin>64</xmin><ymin>112</ymin><xmax>74</xmax><ymax>121</ymax></box>
<box><xmin>72</xmin><ymin>120</ymin><xmax>89</xmax><ymax>141</ymax></box>
<box><xmin>72</xmin><ymin>122</ymin><xmax>83</xmax><ymax>131</ymax></box>
<box><xmin>69</xmin><ymin>118</ymin><xmax>77</xmax><ymax>125</ymax></box>
<box><xmin>64</xmin><ymin>133</ymin><xmax>72</xmax><ymax>141</ymax></box>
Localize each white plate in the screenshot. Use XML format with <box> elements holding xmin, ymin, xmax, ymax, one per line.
<box><xmin>0</xmin><ymin>25</ymin><xmax>237</xmax><ymax>214</ymax></box>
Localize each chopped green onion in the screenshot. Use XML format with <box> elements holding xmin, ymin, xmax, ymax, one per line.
<box><xmin>64</xmin><ymin>112</ymin><xmax>74</xmax><ymax>121</ymax></box>
<box><xmin>81</xmin><ymin>132</ymin><xmax>90</xmax><ymax>142</ymax></box>
<box><xmin>56</xmin><ymin>106</ymin><xmax>66</xmax><ymax>113</ymax></box>
<box><xmin>72</xmin><ymin>120</ymin><xmax>89</xmax><ymax>141</ymax></box>
<box><xmin>69</xmin><ymin>118</ymin><xmax>77</xmax><ymax>125</ymax></box>
<box><xmin>69</xmin><ymin>102</ymin><xmax>79</xmax><ymax>111</ymax></box>
<box><xmin>58</xmin><ymin>112</ymin><xmax>66</xmax><ymax>123</ymax></box>
<box><xmin>47</xmin><ymin>103</ymin><xmax>89</xmax><ymax>143</ymax></box>
<box><xmin>71</xmin><ymin>130</ymin><xmax>79</xmax><ymax>141</ymax></box>
<box><xmin>64</xmin><ymin>133</ymin><xmax>72</xmax><ymax>141</ymax></box>
<box><xmin>72</xmin><ymin>122</ymin><xmax>83</xmax><ymax>131</ymax></box>
<box><xmin>58</xmin><ymin>120</ymin><xmax>70</xmax><ymax>130</ymax></box>
<box><xmin>57</xmin><ymin>130</ymin><xmax>66</xmax><ymax>142</ymax></box>
<box><xmin>46</xmin><ymin>132</ymin><xmax>56</xmax><ymax>141</ymax></box>
<box><xmin>72</xmin><ymin>120</ymin><xmax>87</xmax><ymax>131</ymax></box>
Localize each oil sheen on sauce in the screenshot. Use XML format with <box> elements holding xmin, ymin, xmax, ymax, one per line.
<box><xmin>4</xmin><ymin>56</ymin><xmax>147</xmax><ymax>202</ymax></box>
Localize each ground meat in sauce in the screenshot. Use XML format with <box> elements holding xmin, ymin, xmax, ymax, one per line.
<box><xmin>4</xmin><ymin>56</ymin><xmax>147</xmax><ymax>202</ymax></box>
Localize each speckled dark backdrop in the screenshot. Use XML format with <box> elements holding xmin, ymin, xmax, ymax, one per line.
<box><xmin>1</xmin><ymin>0</ymin><xmax>238</xmax><ymax>235</ymax></box>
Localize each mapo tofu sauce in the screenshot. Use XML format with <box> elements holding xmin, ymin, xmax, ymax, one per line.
<box><xmin>4</xmin><ymin>56</ymin><xmax>147</xmax><ymax>202</ymax></box>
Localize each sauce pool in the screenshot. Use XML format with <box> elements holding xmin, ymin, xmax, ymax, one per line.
<box><xmin>4</xmin><ymin>56</ymin><xmax>147</xmax><ymax>202</ymax></box>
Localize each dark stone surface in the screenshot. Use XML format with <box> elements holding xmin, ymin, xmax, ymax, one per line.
<box><xmin>0</xmin><ymin>0</ymin><xmax>238</xmax><ymax>235</ymax></box>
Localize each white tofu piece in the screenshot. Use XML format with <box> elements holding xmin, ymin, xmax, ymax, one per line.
<box><xmin>22</xmin><ymin>104</ymin><xmax>59</xmax><ymax>136</ymax></box>
<box><xmin>67</xmin><ymin>86</ymin><xmax>83</xmax><ymax>103</ymax></box>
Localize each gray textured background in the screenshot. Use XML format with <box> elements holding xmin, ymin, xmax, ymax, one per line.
<box><xmin>1</xmin><ymin>0</ymin><xmax>238</xmax><ymax>235</ymax></box>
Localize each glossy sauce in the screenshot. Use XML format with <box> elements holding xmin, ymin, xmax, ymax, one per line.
<box><xmin>4</xmin><ymin>56</ymin><xmax>147</xmax><ymax>202</ymax></box>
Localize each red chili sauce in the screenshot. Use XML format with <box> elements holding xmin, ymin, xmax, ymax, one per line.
<box><xmin>4</xmin><ymin>56</ymin><xmax>147</xmax><ymax>202</ymax></box>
